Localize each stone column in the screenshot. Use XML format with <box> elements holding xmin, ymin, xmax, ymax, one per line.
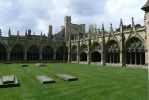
<box><xmin>24</xmin><ymin>52</ymin><xmax>27</xmax><ymax>61</ymax></box>
<box><xmin>77</xmin><ymin>35</ymin><xmax>80</xmax><ymax>63</ymax></box>
<box><xmin>130</xmin><ymin>52</ymin><xmax>132</xmax><ymax>64</ymax></box>
<box><xmin>101</xmin><ymin>44</ymin><xmax>105</xmax><ymax>65</ymax></box>
<box><xmin>39</xmin><ymin>47</ymin><xmax>42</xmax><ymax>61</ymax></box>
<box><xmin>53</xmin><ymin>48</ymin><xmax>56</xmax><ymax>60</ymax></box>
<box><xmin>87</xmin><ymin>39</ymin><xmax>91</xmax><ymax>64</ymax></box>
<box><xmin>135</xmin><ymin>51</ymin><xmax>137</xmax><ymax>65</ymax></box>
<box><xmin>119</xmin><ymin>19</ymin><xmax>125</xmax><ymax>67</ymax></box>
<box><xmin>113</xmin><ymin>52</ymin><xmax>115</xmax><ymax>63</ymax></box>
<box><xmin>7</xmin><ymin>49</ymin><xmax>10</xmax><ymax>61</ymax></box>
<box><xmin>109</xmin><ymin>53</ymin><xmax>111</xmax><ymax>63</ymax></box>
<box><xmin>77</xmin><ymin>46</ymin><xmax>80</xmax><ymax>63</ymax></box>
<box><xmin>68</xmin><ymin>42</ymin><xmax>71</xmax><ymax>63</ymax></box>
<box><xmin>140</xmin><ymin>52</ymin><xmax>142</xmax><ymax>65</ymax></box>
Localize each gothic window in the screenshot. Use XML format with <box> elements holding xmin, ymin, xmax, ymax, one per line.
<box><xmin>106</xmin><ymin>40</ymin><xmax>120</xmax><ymax>64</ymax></box>
<box><xmin>126</xmin><ymin>37</ymin><xmax>145</xmax><ymax>65</ymax></box>
<box><xmin>91</xmin><ymin>42</ymin><xmax>101</xmax><ymax>51</ymax></box>
<box><xmin>10</xmin><ymin>44</ymin><xmax>24</xmax><ymax>61</ymax></box>
<box><xmin>80</xmin><ymin>44</ymin><xmax>88</xmax><ymax>61</ymax></box>
<box><xmin>27</xmin><ymin>45</ymin><xmax>39</xmax><ymax>61</ymax></box>
<box><xmin>80</xmin><ymin>44</ymin><xmax>88</xmax><ymax>52</ymax></box>
<box><xmin>56</xmin><ymin>46</ymin><xmax>68</xmax><ymax>61</ymax></box>
<box><xmin>91</xmin><ymin>42</ymin><xmax>101</xmax><ymax>62</ymax></box>
<box><xmin>42</xmin><ymin>46</ymin><xmax>53</xmax><ymax>61</ymax></box>
<box><xmin>71</xmin><ymin>46</ymin><xmax>77</xmax><ymax>61</ymax></box>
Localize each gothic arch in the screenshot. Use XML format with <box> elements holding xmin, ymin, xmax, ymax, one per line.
<box><xmin>80</xmin><ymin>44</ymin><xmax>88</xmax><ymax>52</ymax></box>
<box><xmin>56</xmin><ymin>46</ymin><xmax>68</xmax><ymax>61</ymax></box>
<box><xmin>91</xmin><ymin>42</ymin><xmax>101</xmax><ymax>62</ymax></box>
<box><xmin>42</xmin><ymin>46</ymin><xmax>53</xmax><ymax>61</ymax></box>
<box><xmin>91</xmin><ymin>51</ymin><xmax>101</xmax><ymax>62</ymax></box>
<box><xmin>91</xmin><ymin>42</ymin><xmax>101</xmax><ymax>52</ymax></box>
<box><xmin>105</xmin><ymin>40</ymin><xmax>120</xmax><ymax>64</ymax></box>
<box><xmin>27</xmin><ymin>45</ymin><xmax>39</xmax><ymax>61</ymax></box>
<box><xmin>71</xmin><ymin>45</ymin><xmax>77</xmax><ymax>61</ymax></box>
<box><xmin>125</xmin><ymin>37</ymin><xmax>145</xmax><ymax>65</ymax></box>
<box><xmin>80</xmin><ymin>52</ymin><xmax>87</xmax><ymax>61</ymax></box>
<box><xmin>10</xmin><ymin>44</ymin><xmax>24</xmax><ymax>61</ymax></box>
<box><xmin>0</xmin><ymin>44</ymin><xmax>6</xmax><ymax>61</ymax></box>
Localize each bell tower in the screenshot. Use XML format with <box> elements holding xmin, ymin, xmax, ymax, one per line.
<box><xmin>141</xmin><ymin>0</ymin><xmax>149</xmax><ymax>66</ymax></box>
<box><xmin>64</xmin><ymin>16</ymin><xmax>71</xmax><ymax>42</ymax></box>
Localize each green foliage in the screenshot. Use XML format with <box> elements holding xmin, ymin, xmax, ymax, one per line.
<box><xmin>0</xmin><ymin>63</ymin><xmax>147</xmax><ymax>100</ymax></box>
<box><xmin>89</xmin><ymin>24</ymin><xmax>96</xmax><ymax>36</ymax></box>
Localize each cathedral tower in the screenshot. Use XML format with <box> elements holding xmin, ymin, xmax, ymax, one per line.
<box><xmin>64</xmin><ymin>16</ymin><xmax>71</xmax><ymax>42</ymax></box>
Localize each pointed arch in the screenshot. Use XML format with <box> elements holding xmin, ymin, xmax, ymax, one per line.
<box><xmin>105</xmin><ymin>40</ymin><xmax>120</xmax><ymax>64</ymax></box>
<box><xmin>125</xmin><ymin>37</ymin><xmax>145</xmax><ymax>65</ymax></box>
<box><xmin>71</xmin><ymin>45</ymin><xmax>77</xmax><ymax>61</ymax></box>
<box><xmin>80</xmin><ymin>44</ymin><xmax>88</xmax><ymax>52</ymax></box>
<box><xmin>10</xmin><ymin>44</ymin><xmax>24</xmax><ymax>61</ymax></box>
<box><xmin>42</xmin><ymin>46</ymin><xmax>53</xmax><ymax>61</ymax></box>
<box><xmin>91</xmin><ymin>51</ymin><xmax>101</xmax><ymax>62</ymax></box>
<box><xmin>27</xmin><ymin>45</ymin><xmax>39</xmax><ymax>61</ymax></box>
<box><xmin>56</xmin><ymin>46</ymin><xmax>68</xmax><ymax>61</ymax></box>
<box><xmin>0</xmin><ymin>44</ymin><xmax>6</xmax><ymax>61</ymax></box>
<box><xmin>80</xmin><ymin>52</ymin><xmax>87</xmax><ymax>61</ymax></box>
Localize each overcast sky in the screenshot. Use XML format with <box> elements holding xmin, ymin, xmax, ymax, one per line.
<box><xmin>0</xmin><ymin>0</ymin><xmax>147</xmax><ymax>36</ymax></box>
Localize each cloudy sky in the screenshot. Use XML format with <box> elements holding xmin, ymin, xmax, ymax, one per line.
<box><xmin>0</xmin><ymin>0</ymin><xmax>147</xmax><ymax>36</ymax></box>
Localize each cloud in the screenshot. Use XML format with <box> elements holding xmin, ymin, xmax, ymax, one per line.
<box><xmin>0</xmin><ymin>0</ymin><xmax>147</xmax><ymax>36</ymax></box>
<box><xmin>70</xmin><ymin>0</ymin><xmax>107</xmax><ymax>16</ymax></box>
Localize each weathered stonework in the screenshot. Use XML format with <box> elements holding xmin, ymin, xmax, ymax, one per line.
<box><xmin>0</xmin><ymin>0</ymin><xmax>148</xmax><ymax>68</ymax></box>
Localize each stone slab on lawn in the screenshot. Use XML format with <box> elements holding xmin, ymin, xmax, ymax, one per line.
<box><xmin>56</xmin><ymin>74</ymin><xmax>78</xmax><ymax>81</ymax></box>
<box><xmin>0</xmin><ymin>75</ymin><xmax>20</xmax><ymax>88</ymax></box>
<box><xmin>2</xmin><ymin>75</ymin><xmax>15</xmax><ymax>84</ymax></box>
<box><xmin>36</xmin><ymin>63</ymin><xmax>45</xmax><ymax>67</ymax></box>
<box><xmin>36</xmin><ymin>75</ymin><xmax>55</xmax><ymax>84</ymax></box>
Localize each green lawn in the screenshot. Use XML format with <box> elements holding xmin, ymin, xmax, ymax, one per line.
<box><xmin>0</xmin><ymin>63</ymin><xmax>148</xmax><ymax>100</ymax></box>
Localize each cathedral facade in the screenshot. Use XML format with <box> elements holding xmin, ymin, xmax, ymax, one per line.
<box><xmin>0</xmin><ymin>0</ymin><xmax>148</xmax><ymax>67</ymax></box>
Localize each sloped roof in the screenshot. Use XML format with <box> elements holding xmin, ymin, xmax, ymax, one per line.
<box><xmin>141</xmin><ymin>0</ymin><xmax>149</xmax><ymax>12</ymax></box>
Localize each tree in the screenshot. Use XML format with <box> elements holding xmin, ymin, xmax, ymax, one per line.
<box><xmin>88</xmin><ymin>24</ymin><xmax>96</xmax><ymax>36</ymax></box>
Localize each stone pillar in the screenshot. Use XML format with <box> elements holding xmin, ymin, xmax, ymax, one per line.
<box><xmin>24</xmin><ymin>52</ymin><xmax>27</xmax><ymax>61</ymax></box>
<box><xmin>109</xmin><ymin>53</ymin><xmax>111</xmax><ymax>63</ymax></box>
<box><xmin>135</xmin><ymin>51</ymin><xmax>137</xmax><ymax>65</ymax></box>
<box><xmin>140</xmin><ymin>52</ymin><xmax>142</xmax><ymax>65</ymax></box>
<box><xmin>87</xmin><ymin>39</ymin><xmax>91</xmax><ymax>64</ymax></box>
<box><xmin>130</xmin><ymin>52</ymin><xmax>132</xmax><ymax>64</ymax></box>
<box><xmin>101</xmin><ymin>24</ymin><xmax>105</xmax><ymax>65</ymax></box>
<box><xmin>113</xmin><ymin>52</ymin><xmax>115</xmax><ymax>63</ymax></box>
<box><xmin>39</xmin><ymin>47</ymin><xmax>42</xmax><ymax>61</ymax></box>
<box><xmin>119</xmin><ymin>19</ymin><xmax>125</xmax><ymax>67</ymax></box>
<box><xmin>63</xmin><ymin>47</ymin><xmax>65</xmax><ymax>62</ymax></box>
<box><xmin>77</xmin><ymin>35</ymin><xmax>80</xmax><ymax>63</ymax></box>
<box><xmin>53</xmin><ymin>48</ymin><xmax>56</xmax><ymax>60</ymax></box>
<box><xmin>68</xmin><ymin>42</ymin><xmax>71</xmax><ymax>63</ymax></box>
<box><xmin>7</xmin><ymin>52</ymin><xmax>10</xmax><ymax>61</ymax></box>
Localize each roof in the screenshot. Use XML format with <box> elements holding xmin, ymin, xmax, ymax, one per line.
<box><xmin>141</xmin><ymin>0</ymin><xmax>149</xmax><ymax>12</ymax></box>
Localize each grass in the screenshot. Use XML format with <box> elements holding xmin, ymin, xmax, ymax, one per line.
<box><xmin>0</xmin><ymin>63</ymin><xmax>148</xmax><ymax>100</ymax></box>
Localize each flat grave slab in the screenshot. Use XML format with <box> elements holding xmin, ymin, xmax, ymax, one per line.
<box><xmin>56</xmin><ymin>74</ymin><xmax>78</xmax><ymax>81</ymax></box>
<box><xmin>36</xmin><ymin>63</ymin><xmax>45</xmax><ymax>67</ymax></box>
<box><xmin>22</xmin><ymin>64</ymin><xmax>28</xmax><ymax>67</ymax></box>
<box><xmin>36</xmin><ymin>75</ymin><xmax>55</xmax><ymax>84</ymax></box>
<box><xmin>0</xmin><ymin>75</ymin><xmax>20</xmax><ymax>88</ymax></box>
